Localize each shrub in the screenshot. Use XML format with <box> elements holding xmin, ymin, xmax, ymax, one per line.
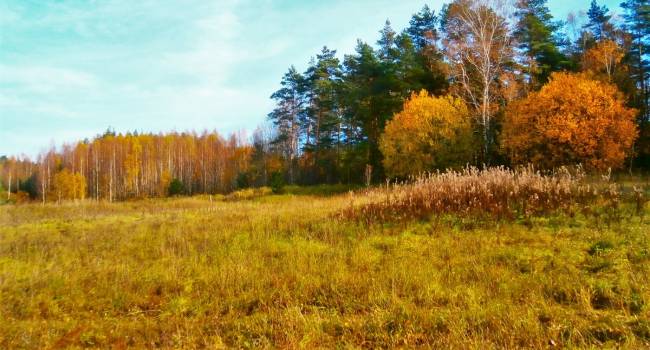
<box><xmin>168</xmin><ymin>178</ymin><xmax>185</xmax><ymax>196</ymax></box>
<box><xmin>270</xmin><ymin>172</ymin><xmax>285</xmax><ymax>194</ymax></box>
<box><xmin>589</xmin><ymin>240</ymin><xmax>615</xmax><ymax>256</ymax></box>
<box><xmin>236</xmin><ymin>173</ymin><xmax>250</xmax><ymax>189</ymax></box>
<box><xmin>12</xmin><ymin>191</ymin><xmax>31</xmax><ymax>204</ymax></box>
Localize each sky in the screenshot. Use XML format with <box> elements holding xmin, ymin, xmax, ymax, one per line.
<box><xmin>0</xmin><ymin>0</ymin><xmax>624</xmax><ymax>158</ymax></box>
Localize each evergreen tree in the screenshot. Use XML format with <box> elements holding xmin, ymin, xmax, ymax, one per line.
<box><xmin>621</xmin><ymin>0</ymin><xmax>649</xmax><ymax>122</ymax></box>
<box><xmin>407</xmin><ymin>5</ymin><xmax>439</xmax><ymax>50</ymax></box>
<box><xmin>303</xmin><ymin>47</ymin><xmax>343</xmax><ymax>182</ymax></box>
<box><xmin>621</xmin><ymin>0</ymin><xmax>650</xmax><ymax>167</ymax></box>
<box><xmin>341</xmin><ymin>18</ymin><xmax>450</xmax><ymax>181</ymax></box>
<box><xmin>585</xmin><ymin>0</ymin><xmax>612</xmax><ymax>41</ymax></box>
<box><xmin>249</xmin><ymin>127</ymin><xmax>272</xmax><ymax>187</ymax></box>
<box><xmin>268</xmin><ymin>66</ymin><xmax>306</xmax><ymax>184</ymax></box>
<box><xmin>514</xmin><ymin>0</ymin><xmax>570</xmax><ymax>87</ymax></box>
<box><xmin>405</xmin><ymin>6</ymin><xmax>449</xmax><ymax>95</ymax></box>
<box><xmin>377</xmin><ymin>20</ymin><xmax>400</xmax><ymax>61</ymax></box>
<box><xmin>342</xmin><ymin>41</ymin><xmax>384</xmax><ymax>180</ymax></box>
<box><xmin>168</xmin><ymin>178</ymin><xmax>184</xmax><ymax>196</ymax></box>
<box><xmin>375</xmin><ymin>20</ymin><xmax>404</xmax><ymax>122</ymax></box>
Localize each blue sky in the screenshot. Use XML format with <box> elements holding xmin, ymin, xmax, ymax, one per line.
<box><xmin>0</xmin><ymin>0</ymin><xmax>623</xmax><ymax>157</ymax></box>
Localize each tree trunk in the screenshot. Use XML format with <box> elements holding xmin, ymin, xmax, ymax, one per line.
<box><xmin>7</xmin><ymin>173</ymin><xmax>11</xmax><ymax>200</ymax></box>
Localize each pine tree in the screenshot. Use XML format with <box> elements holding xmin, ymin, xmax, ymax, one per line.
<box><xmin>268</xmin><ymin>66</ymin><xmax>306</xmax><ymax>184</ymax></box>
<box><xmin>342</xmin><ymin>41</ymin><xmax>383</xmax><ymax>180</ymax></box>
<box><xmin>621</xmin><ymin>0</ymin><xmax>649</xmax><ymax>122</ymax></box>
<box><xmin>407</xmin><ymin>5</ymin><xmax>439</xmax><ymax>51</ymax></box>
<box><xmin>378</xmin><ymin>20</ymin><xmax>399</xmax><ymax>59</ymax></box>
<box><xmin>585</xmin><ymin>0</ymin><xmax>612</xmax><ymax>41</ymax></box>
<box><xmin>303</xmin><ymin>47</ymin><xmax>343</xmax><ymax>182</ymax></box>
<box><xmin>404</xmin><ymin>6</ymin><xmax>448</xmax><ymax>95</ymax></box>
<box><xmin>514</xmin><ymin>0</ymin><xmax>570</xmax><ymax>87</ymax></box>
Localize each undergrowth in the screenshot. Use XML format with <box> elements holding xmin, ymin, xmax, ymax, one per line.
<box><xmin>340</xmin><ymin>166</ymin><xmax>648</xmax><ymax>225</ymax></box>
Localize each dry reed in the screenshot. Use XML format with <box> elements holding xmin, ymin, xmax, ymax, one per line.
<box><xmin>341</xmin><ymin>166</ymin><xmax>603</xmax><ymax>223</ymax></box>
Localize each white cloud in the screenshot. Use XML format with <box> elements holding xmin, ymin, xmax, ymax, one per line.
<box><xmin>0</xmin><ymin>65</ymin><xmax>98</xmax><ymax>93</ymax></box>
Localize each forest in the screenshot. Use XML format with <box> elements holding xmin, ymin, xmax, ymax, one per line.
<box><xmin>0</xmin><ymin>0</ymin><xmax>648</xmax><ymax>202</ymax></box>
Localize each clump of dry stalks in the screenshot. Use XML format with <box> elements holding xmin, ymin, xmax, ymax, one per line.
<box><xmin>340</xmin><ymin>166</ymin><xmax>625</xmax><ymax>223</ymax></box>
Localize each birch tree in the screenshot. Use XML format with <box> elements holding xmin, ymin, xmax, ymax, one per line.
<box><xmin>442</xmin><ymin>0</ymin><xmax>513</xmax><ymax>162</ymax></box>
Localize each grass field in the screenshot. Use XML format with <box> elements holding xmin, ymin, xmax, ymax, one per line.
<box><xmin>1</xmin><ymin>182</ymin><xmax>649</xmax><ymax>349</ymax></box>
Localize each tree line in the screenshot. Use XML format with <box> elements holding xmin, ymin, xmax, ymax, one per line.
<box><xmin>266</xmin><ymin>0</ymin><xmax>649</xmax><ymax>184</ymax></box>
<box><xmin>0</xmin><ymin>131</ymin><xmax>258</xmax><ymax>202</ymax></box>
<box><xmin>1</xmin><ymin>0</ymin><xmax>649</xmax><ymax>202</ymax></box>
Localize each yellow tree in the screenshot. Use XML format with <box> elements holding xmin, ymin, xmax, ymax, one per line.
<box><xmin>583</xmin><ymin>39</ymin><xmax>624</xmax><ymax>80</ymax></box>
<box><xmin>158</xmin><ymin>170</ymin><xmax>172</xmax><ymax>197</ymax></box>
<box><xmin>50</xmin><ymin>169</ymin><xmax>86</xmax><ymax>202</ymax></box>
<box><xmin>124</xmin><ymin>138</ymin><xmax>142</xmax><ymax>196</ymax></box>
<box><xmin>501</xmin><ymin>72</ymin><xmax>638</xmax><ymax>171</ymax></box>
<box><xmin>73</xmin><ymin>172</ymin><xmax>87</xmax><ymax>200</ymax></box>
<box><xmin>380</xmin><ymin>90</ymin><xmax>474</xmax><ymax>177</ymax></box>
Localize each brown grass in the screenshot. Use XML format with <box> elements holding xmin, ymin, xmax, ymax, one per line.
<box><xmin>0</xmin><ymin>178</ymin><xmax>648</xmax><ymax>348</ymax></box>
<box><xmin>340</xmin><ymin>166</ymin><xmax>638</xmax><ymax>223</ymax></box>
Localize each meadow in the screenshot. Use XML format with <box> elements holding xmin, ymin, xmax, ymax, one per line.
<box><xmin>1</xmin><ymin>174</ymin><xmax>649</xmax><ymax>349</ymax></box>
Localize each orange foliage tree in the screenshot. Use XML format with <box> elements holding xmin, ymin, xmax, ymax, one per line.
<box><xmin>380</xmin><ymin>90</ymin><xmax>474</xmax><ymax>177</ymax></box>
<box><xmin>501</xmin><ymin>72</ymin><xmax>638</xmax><ymax>171</ymax></box>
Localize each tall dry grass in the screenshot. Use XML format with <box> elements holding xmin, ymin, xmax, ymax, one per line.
<box><xmin>341</xmin><ymin>166</ymin><xmax>617</xmax><ymax>223</ymax></box>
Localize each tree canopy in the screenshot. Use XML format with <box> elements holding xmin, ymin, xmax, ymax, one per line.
<box><xmin>501</xmin><ymin>72</ymin><xmax>638</xmax><ymax>170</ymax></box>
<box><xmin>380</xmin><ymin>91</ymin><xmax>473</xmax><ymax>177</ymax></box>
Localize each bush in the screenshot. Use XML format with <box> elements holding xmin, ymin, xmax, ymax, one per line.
<box><xmin>0</xmin><ymin>191</ymin><xmax>30</xmax><ymax>205</ymax></box>
<box><xmin>12</xmin><ymin>191</ymin><xmax>31</xmax><ymax>204</ymax></box>
<box><xmin>236</xmin><ymin>173</ymin><xmax>250</xmax><ymax>189</ymax></box>
<box><xmin>168</xmin><ymin>178</ymin><xmax>185</xmax><ymax>196</ymax></box>
<box><xmin>270</xmin><ymin>172</ymin><xmax>285</xmax><ymax>194</ymax></box>
<box><xmin>19</xmin><ymin>174</ymin><xmax>39</xmax><ymax>199</ymax></box>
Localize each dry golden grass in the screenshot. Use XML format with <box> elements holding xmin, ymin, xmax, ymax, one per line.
<box><xmin>341</xmin><ymin>166</ymin><xmax>640</xmax><ymax>223</ymax></box>
<box><xmin>0</xmin><ymin>181</ymin><xmax>649</xmax><ymax>349</ymax></box>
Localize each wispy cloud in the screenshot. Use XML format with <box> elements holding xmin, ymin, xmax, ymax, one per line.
<box><xmin>0</xmin><ymin>65</ymin><xmax>98</xmax><ymax>93</ymax></box>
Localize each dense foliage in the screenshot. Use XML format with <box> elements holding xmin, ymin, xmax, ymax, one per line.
<box><xmin>379</xmin><ymin>91</ymin><xmax>472</xmax><ymax>177</ymax></box>
<box><xmin>501</xmin><ymin>72</ymin><xmax>638</xmax><ymax>170</ymax></box>
<box><xmin>0</xmin><ymin>131</ymin><xmax>255</xmax><ymax>202</ymax></box>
